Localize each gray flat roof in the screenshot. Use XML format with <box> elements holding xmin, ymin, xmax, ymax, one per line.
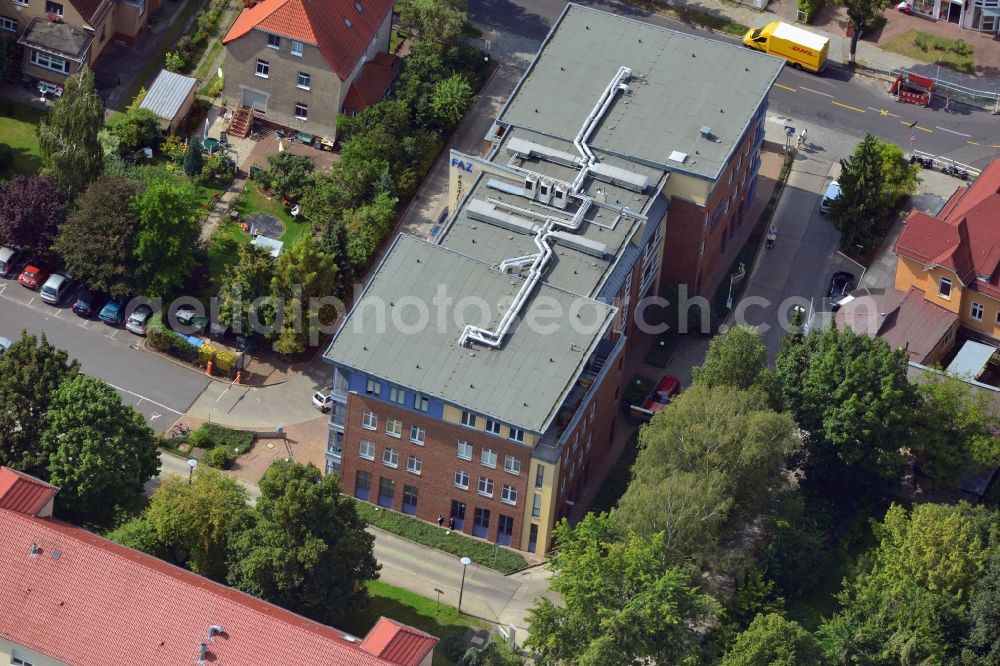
<box><xmin>326</xmin><ymin>235</ymin><xmax>616</xmax><ymax>433</ymax></box>
<box><xmin>499</xmin><ymin>4</ymin><xmax>783</xmax><ymax>181</ymax></box>
<box><xmin>140</xmin><ymin>70</ymin><xmax>197</xmax><ymax>121</ymax></box>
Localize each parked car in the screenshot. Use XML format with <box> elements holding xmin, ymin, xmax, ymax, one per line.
<box><xmin>828</xmin><ymin>271</ymin><xmax>856</xmax><ymax>301</ymax></box>
<box><xmin>819</xmin><ymin>181</ymin><xmax>841</xmax><ymax>214</ymax></box>
<box><xmin>17</xmin><ymin>259</ymin><xmax>51</xmax><ymax>289</ymax></box>
<box><xmin>72</xmin><ymin>287</ymin><xmax>110</xmax><ymax>318</ymax></box>
<box><xmin>312</xmin><ymin>391</ymin><xmax>333</xmax><ymax>412</ymax></box>
<box><xmin>642</xmin><ymin>374</ymin><xmax>681</xmax><ymax>415</ymax></box>
<box><xmin>40</xmin><ymin>273</ymin><xmax>75</xmax><ymax>305</ymax></box>
<box><xmin>0</xmin><ymin>247</ymin><xmax>23</xmax><ymax>278</ymax></box>
<box><xmin>0</xmin><ymin>336</ymin><xmax>11</xmax><ymax>355</ymax></box>
<box><xmin>99</xmin><ymin>298</ymin><xmax>127</xmax><ymax>326</ymax></box>
<box><xmin>125</xmin><ymin>304</ymin><xmax>154</xmax><ymax>335</ymax></box>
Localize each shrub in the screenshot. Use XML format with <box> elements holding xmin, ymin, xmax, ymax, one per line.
<box><xmin>189</xmin><ymin>423</ymin><xmax>254</xmax><ymax>456</ymax></box>
<box><xmin>203</xmin><ymin>445</ymin><xmax>232</xmax><ymax>469</ymax></box>
<box><xmin>160</xmin><ymin>135</ymin><xmax>186</xmax><ymax>163</ymax></box>
<box><xmin>206</xmin><ymin>76</ymin><xmax>224</xmax><ymax>98</ymax></box>
<box><xmin>165</xmin><ymin>51</ymin><xmax>185</xmax><ymax>72</ymax></box>
<box><xmin>950</xmin><ymin>39</ymin><xmax>973</xmax><ymax>56</ymax></box>
<box><xmin>914</xmin><ymin>33</ymin><xmax>929</xmax><ymax>51</ymax></box>
<box><xmin>797</xmin><ymin>0</ymin><xmax>823</xmax><ymax>23</ymax></box>
<box><xmin>0</xmin><ymin>143</ymin><xmax>12</xmax><ymax>173</ymax></box>
<box><xmin>439</xmin><ymin>636</ymin><xmax>468</xmax><ymax>662</ymax></box>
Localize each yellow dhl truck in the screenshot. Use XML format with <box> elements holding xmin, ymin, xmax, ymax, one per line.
<box><xmin>743</xmin><ymin>21</ymin><xmax>830</xmax><ymax>73</ymax></box>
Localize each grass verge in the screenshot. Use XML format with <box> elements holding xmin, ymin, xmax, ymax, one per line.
<box><xmin>0</xmin><ymin>101</ymin><xmax>45</xmax><ymax>176</ymax></box>
<box><xmin>882</xmin><ymin>29</ymin><xmax>975</xmax><ymax>74</ymax></box>
<box><xmin>589</xmin><ymin>429</ymin><xmax>640</xmax><ymax>514</ymax></box>
<box><xmin>342</xmin><ymin>580</ymin><xmax>487</xmax><ymax>666</ymax></box>
<box><xmin>353</xmin><ymin>501</ymin><xmax>529</xmax><ymax>574</ymax></box>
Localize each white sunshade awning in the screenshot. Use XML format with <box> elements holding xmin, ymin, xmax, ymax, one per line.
<box><xmin>946</xmin><ymin>340</ymin><xmax>996</xmax><ymax>379</ymax></box>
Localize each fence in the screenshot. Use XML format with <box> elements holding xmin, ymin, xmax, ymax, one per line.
<box><xmin>891</xmin><ymin>68</ymin><xmax>1000</xmax><ymax>113</ymax></box>
<box><xmin>912</xmin><ymin>149</ymin><xmax>982</xmax><ymax>179</ymax></box>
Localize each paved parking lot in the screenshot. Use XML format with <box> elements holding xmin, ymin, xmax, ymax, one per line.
<box><xmin>0</xmin><ymin>275</ymin><xmax>209</xmax><ymax>432</ymax></box>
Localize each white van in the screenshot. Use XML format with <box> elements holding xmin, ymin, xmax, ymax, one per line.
<box><xmin>819</xmin><ymin>181</ymin><xmax>841</xmax><ymax>214</ymax></box>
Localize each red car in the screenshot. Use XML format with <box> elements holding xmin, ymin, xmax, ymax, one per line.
<box><xmin>18</xmin><ymin>259</ymin><xmax>51</xmax><ymax>289</ymax></box>
<box><xmin>642</xmin><ymin>374</ymin><xmax>681</xmax><ymax>414</ymax></box>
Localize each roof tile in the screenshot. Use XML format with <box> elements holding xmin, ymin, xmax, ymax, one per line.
<box><xmin>360</xmin><ymin>618</ymin><xmax>438</xmax><ymax>666</ymax></box>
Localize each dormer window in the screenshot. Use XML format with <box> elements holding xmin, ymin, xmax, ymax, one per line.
<box><xmin>978</xmin><ymin>274</ymin><xmax>990</xmax><ymax>283</ymax></box>
<box><xmin>354</xmin><ymin>0</ymin><xmax>362</xmax><ymax>10</ymax></box>
<box><xmin>344</xmin><ymin>16</ymin><xmax>352</xmax><ymax>28</ymax></box>
<box><xmin>938</xmin><ymin>277</ymin><xmax>952</xmax><ymax>299</ymax></box>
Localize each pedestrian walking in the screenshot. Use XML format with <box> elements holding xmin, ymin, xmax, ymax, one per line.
<box><xmin>448</xmin><ymin>516</ymin><xmax>456</xmax><ymax>530</ymax></box>
<box><xmin>797</xmin><ymin>128</ymin><xmax>808</xmax><ymax>148</ymax></box>
<box><xmin>437</xmin><ymin>514</ymin><xmax>445</xmax><ymax>527</ymax></box>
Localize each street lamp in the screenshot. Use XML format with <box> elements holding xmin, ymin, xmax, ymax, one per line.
<box><xmin>186</xmin><ymin>458</ymin><xmax>198</xmax><ymax>485</ymax></box>
<box><xmin>458</xmin><ymin>556</ymin><xmax>472</xmax><ymax>613</ymax></box>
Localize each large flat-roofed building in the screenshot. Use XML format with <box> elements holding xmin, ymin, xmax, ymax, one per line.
<box><xmin>324</xmin><ymin>4</ymin><xmax>781</xmax><ymax>554</ymax></box>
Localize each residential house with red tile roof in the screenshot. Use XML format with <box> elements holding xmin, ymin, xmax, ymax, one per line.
<box><xmin>0</xmin><ymin>466</ymin><xmax>437</xmax><ymax>666</ymax></box>
<box><xmin>894</xmin><ymin>159</ymin><xmax>1000</xmax><ymax>354</ymax></box>
<box><xmin>2</xmin><ymin>0</ymin><xmax>161</xmax><ymax>87</ymax></box>
<box><xmin>221</xmin><ymin>0</ymin><xmax>397</xmax><ymax>143</ymax></box>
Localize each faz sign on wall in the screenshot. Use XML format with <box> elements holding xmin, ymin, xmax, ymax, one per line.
<box><xmin>450</xmin><ymin>157</ymin><xmax>474</xmax><ymax>172</ymax></box>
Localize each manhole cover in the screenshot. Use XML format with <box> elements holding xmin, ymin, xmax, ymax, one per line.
<box><xmin>266</xmin><ymin>443</ymin><xmax>275</xmax><ymax>449</ymax></box>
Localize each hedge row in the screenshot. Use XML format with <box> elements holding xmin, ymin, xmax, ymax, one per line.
<box><xmin>797</xmin><ymin>0</ymin><xmax>823</xmax><ymax>23</ymax></box>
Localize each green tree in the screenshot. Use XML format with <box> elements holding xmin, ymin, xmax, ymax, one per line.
<box><xmin>269</xmin><ymin>236</ymin><xmax>338</xmax><ymax>354</ymax></box>
<box><xmin>258</xmin><ymin>152</ymin><xmax>314</xmax><ymax>201</ymax></box>
<box><xmin>112</xmin><ymin>107</ymin><xmax>164</xmax><ymax>159</ymax></box>
<box><xmin>218</xmin><ymin>243</ymin><xmax>275</xmax><ymax>335</ymax></box>
<box><xmin>182</xmin><ymin>138</ymin><xmax>204</xmax><ymax>178</ymax></box>
<box><xmin>343</xmin><ymin>191</ymin><xmax>397</xmax><ymax>268</ymax></box>
<box><xmin>524</xmin><ymin>513</ymin><xmax>716</xmax><ymax>666</ymax></box>
<box><xmin>106</xmin><ymin>515</ymin><xmax>169</xmax><ymax>559</ymax></box>
<box><xmin>776</xmin><ymin>324</ymin><xmax>919</xmax><ymax>493</ymax></box>
<box><xmin>431</xmin><ymin>74</ymin><xmax>474</xmax><ymax>128</ymax></box>
<box><xmin>912</xmin><ymin>372</ymin><xmax>1000</xmax><ymax>487</ymax></box>
<box><xmin>723</xmin><ymin>613</ymin><xmax>827</xmax><ymax>666</ymax></box>
<box><xmin>318</xmin><ymin>221</ymin><xmax>355</xmax><ymax>296</ymax></box>
<box><xmin>53</xmin><ymin>175</ymin><xmax>141</xmax><ymax>298</ymax></box>
<box><xmin>0</xmin><ymin>332</ymin><xmax>79</xmax><ymax>475</ymax></box>
<box><xmin>397</xmin><ymin>0</ymin><xmax>467</xmax><ymax>44</ymax></box>
<box><xmin>875</xmin><ymin>137</ymin><xmax>920</xmax><ymax>208</ymax></box>
<box><xmin>43</xmin><ymin>374</ymin><xmax>159</xmax><ymax>525</ymax></box>
<box><xmin>829</xmin><ymin>133</ymin><xmax>888</xmax><ymax>252</ymax></box>
<box><xmin>37</xmin><ymin>65</ymin><xmax>104</xmax><ymax>196</ymax></box>
<box><xmin>616</xmin><ymin>384</ymin><xmax>799</xmax><ymax>563</ymax></box>
<box><xmin>131</xmin><ymin>177</ymin><xmax>202</xmax><ymax>296</ymax></box>
<box><xmin>844</xmin><ymin>0</ymin><xmax>893</xmax><ymax>64</ymax></box>
<box><xmin>145</xmin><ymin>469</ymin><xmax>250</xmax><ymax>581</ymax></box>
<box><xmin>691</xmin><ymin>324</ymin><xmax>775</xmax><ymax>395</ymax></box>
<box><xmin>228</xmin><ymin>461</ymin><xmax>379</xmax><ymax>625</ymax></box>
<box><xmin>965</xmin><ymin>548</ymin><xmax>1000</xmax><ymax>664</ymax></box>
<box><xmin>819</xmin><ymin>503</ymin><xmax>988</xmax><ymax>664</ymax></box>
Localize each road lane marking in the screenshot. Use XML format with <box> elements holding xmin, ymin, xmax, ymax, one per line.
<box><xmin>832</xmin><ymin>100</ymin><xmax>865</xmax><ymax>113</ymax></box>
<box><xmin>869</xmin><ymin>106</ymin><xmax>900</xmax><ymax>118</ymax></box>
<box><xmin>969</xmin><ymin>141</ymin><xmax>981</xmax><ymax>146</ymax></box>
<box><xmin>935</xmin><ymin>126</ymin><xmax>971</xmax><ymax>137</ymax></box>
<box><xmin>901</xmin><ymin>121</ymin><xmax>933</xmax><ymax>132</ymax></box>
<box><xmin>774</xmin><ymin>83</ymin><xmax>797</xmax><ymax>92</ymax></box>
<box><xmin>801</xmin><ymin>86</ymin><xmax>834</xmax><ymax>97</ymax></box>
<box><xmin>27</xmin><ymin>298</ymin><xmax>34</xmax><ymax>306</ymax></box>
<box><xmin>105</xmin><ymin>382</ymin><xmax>182</xmax><ymax>415</ymax></box>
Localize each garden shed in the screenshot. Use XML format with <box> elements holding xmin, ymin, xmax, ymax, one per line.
<box><xmin>140</xmin><ymin>70</ymin><xmax>198</xmax><ymax>133</ymax></box>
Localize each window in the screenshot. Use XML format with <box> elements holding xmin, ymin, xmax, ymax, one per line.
<box><xmin>100</xmin><ymin>26</ymin><xmax>105</xmax><ymax>42</ymax></box>
<box><xmin>454</xmin><ymin>470</ymin><xmax>469</xmax><ymax>489</ymax></box>
<box><xmin>359</xmin><ymin>440</ymin><xmax>375</xmax><ymax>460</ymax></box>
<box><xmin>501</xmin><ymin>484</ymin><xmax>517</xmax><ymax>505</ymax></box>
<box><xmin>343</xmin><ymin>16</ymin><xmax>353</xmax><ymax>27</ymax></box>
<box><xmin>291</xmin><ymin>40</ymin><xmax>303</xmax><ymax>56</ymax></box>
<box><xmin>504</xmin><ymin>455</ymin><xmax>521</xmax><ymax>475</ymax></box>
<box><xmin>297</xmin><ymin>71</ymin><xmax>311</xmax><ymax>89</ymax></box>
<box><xmin>497</xmin><ymin>514</ymin><xmax>514</xmax><ymax>546</ymax></box>
<box><xmin>382</xmin><ymin>447</ymin><xmax>398</xmax><ymax>468</ymax></box>
<box><xmin>509</xmin><ymin>428</ymin><xmax>525</xmax><ymax>443</ymax></box>
<box><xmin>355</xmin><ymin>470</ymin><xmax>371</xmax><ymax>500</ymax></box>
<box><xmin>378</xmin><ymin>476</ymin><xmax>395</xmax><ymax>508</ymax></box>
<box><xmin>1</xmin><ymin>16</ymin><xmax>17</xmax><ymax>32</ymax></box>
<box><xmin>362</xmin><ymin>410</ymin><xmax>377</xmax><ymax>430</ymax></box>
<box><xmin>354</xmin><ymin>0</ymin><xmax>363</xmax><ymax>10</ymax></box>
<box><xmin>10</xmin><ymin>0</ymin><xmax>26</xmax><ymax>6</ymax></box>
<box><xmin>294</xmin><ymin>102</ymin><xmax>308</xmax><ymax>121</ymax></box>
<box><xmin>389</xmin><ymin>387</ymin><xmax>406</xmax><ymax>405</ymax></box>
<box><xmin>996</xmin><ymin>310</ymin><xmax>1000</xmax><ymax>325</ymax></box>
<box><xmin>531</xmin><ymin>493</ymin><xmax>542</xmax><ymax>518</ymax></box>
<box><xmin>535</xmin><ymin>465</ymin><xmax>544</xmax><ymax>488</ymax></box>
<box><xmin>11</xmin><ymin>651</ymin><xmax>34</xmax><ymax>666</ymax></box>
<box><xmin>402</xmin><ymin>484</ymin><xmax>418</xmax><ymax>515</ymax></box>
<box><xmin>30</xmin><ymin>51</ymin><xmax>69</xmax><ymax>74</ymax></box>
<box><xmin>366</xmin><ymin>378</ymin><xmax>381</xmax><ymax>396</ymax></box>
<box><xmin>473</xmin><ymin>507</ymin><xmax>490</xmax><ymax>537</ymax></box>
<box><xmin>486</xmin><ymin>419</ymin><xmax>501</xmax><ymax>435</ymax></box>
<box><xmin>45</xmin><ymin>1</ymin><xmax>63</xmax><ymax>15</ymax></box>
<box><xmin>457</xmin><ymin>441</ymin><xmax>473</xmax><ymax>460</ymax></box>
<box><xmin>972</xmin><ymin>302</ymin><xmax>984</xmax><ymax>322</ymax></box>
<box><xmin>461</xmin><ymin>411</ymin><xmax>477</xmax><ymax>428</ymax></box>
<box><xmin>385</xmin><ymin>418</ymin><xmax>402</xmax><ymax>438</ymax></box>
<box><xmin>415</xmin><ymin>395</ymin><xmax>429</xmax><ymax>411</ymax></box>
<box><xmin>477</xmin><ymin>477</ymin><xmax>494</xmax><ymax>497</ymax></box>
<box><xmin>938</xmin><ymin>277</ymin><xmax>952</xmax><ymax>299</ymax></box>
<box><xmin>266</xmin><ymin>33</ymin><xmax>281</xmax><ymax>48</ymax></box>
<box><xmin>255</xmin><ymin>58</ymin><xmax>270</xmax><ymax>78</ymax></box>
<box><xmin>480</xmin><ymin>448</ymin><xmax>497</xmax><ymax>468</ymax></box>
<box><xmin>409</xmin><ymin>425</ymin><xmax>425</xmax><ymax>445</ymax></box>
<box><xmin>406</xmin><ymin>455</ymin><xmax>421</xmax><ymax>475</ymax></box>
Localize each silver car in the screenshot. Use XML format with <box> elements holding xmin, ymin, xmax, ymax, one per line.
<box><xmin>0</xmin><ymin>336</ymin><xmax>11</xmax><ymax>355</ymax></box>
<box><xmin>40</xmin><ymin>273</ymin><xmax>74</xmax><ymax>304</ymax></box>
<box><xmin>125</xmin><ymin>304</ymin><xmax>154</xmax><ymax>336</ymax></box>
<box><xmin>0</xmin><ymin>246</ymin><xmax>22</xmax><ymax>278</ymax></box>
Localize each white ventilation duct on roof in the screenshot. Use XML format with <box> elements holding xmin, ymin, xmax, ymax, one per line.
<box><xmin>572</xmin><ymin>66</ymin><xmax>633</xmax><ymax>194</ymax></box>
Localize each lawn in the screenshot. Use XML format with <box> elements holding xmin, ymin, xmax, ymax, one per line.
<box><xmin>353</xmin><ymin>501</ymin><xmax>529</xmax><ymax>574</ymax></box>
<box><xmin>341</xmin><ymin>580</ymin><xmax>486</xmax><ymax>666</ymax></box>
<box><xmin>882</xmin><ymin>29</ymin><xmax>975</xmax><ymax>74</ymax></box>
<box><xmin>0</xmin><ymin>101</ymin><xmax>45</xmax><ymax>176</ymax></box>
<box><xmin>234</xmin><ymin>183</ymin><xmax>312</xmax><ymax>248</ymax></box>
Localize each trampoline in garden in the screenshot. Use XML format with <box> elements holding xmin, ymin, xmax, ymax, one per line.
<box><xmin>245</xmin><ymin>213</ymin><xmax>284</xmax><ymax>238</ymax></box>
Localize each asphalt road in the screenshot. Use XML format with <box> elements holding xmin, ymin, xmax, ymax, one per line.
<box><xmin>470</xmin><ymin>0</ymin><xmax>1000</xmax><ymax>169</ymax></box>
<box><xmin>0</xmin><ymin>279</ymin><xmax>209</xmax><ymax>433</ymax></box>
